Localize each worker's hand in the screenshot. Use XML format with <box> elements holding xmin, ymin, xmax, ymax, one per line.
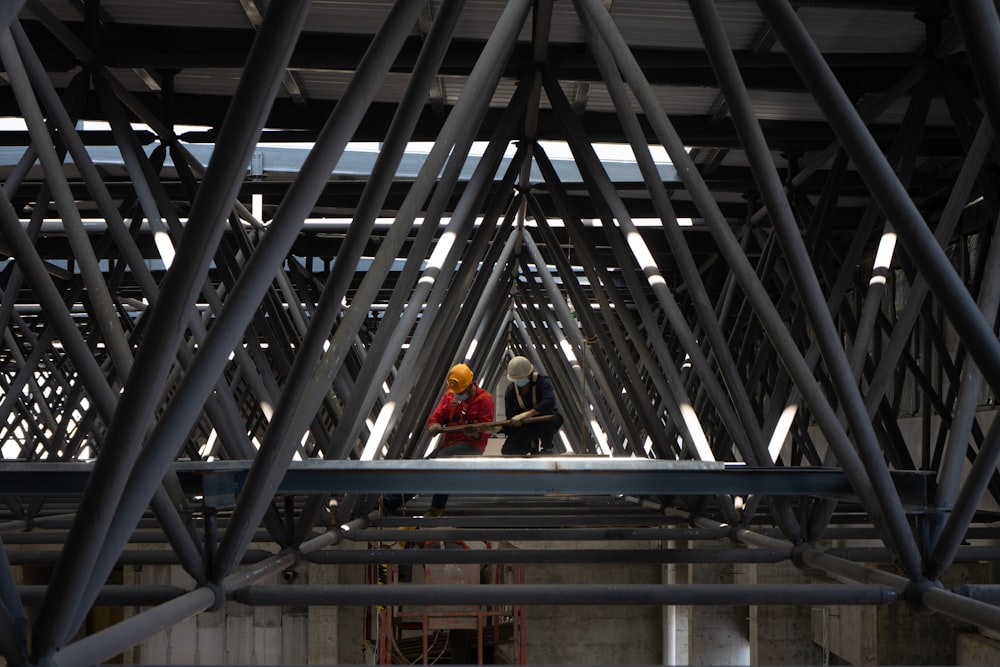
<box><xmin>481</xmin><ymin>424</ymin><xmax>502</xmax><ymax>434</ymax></box>
<box><xmin>511</xmin><ymin>411</ymin><xmax>532</xmax><ymax>427</ymax></box>
<box><xmin>427</xmin><ymin>423</ymin><xmax>443</xmax><ymax>436</ymax></box>
<box><xmin>462</xmin><ymin>426</ymin><xmax>481</xmax><ymax>437</ymax></box>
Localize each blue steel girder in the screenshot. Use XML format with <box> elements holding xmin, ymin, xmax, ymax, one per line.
<box><xmin>0</xmin><ymin>458</ymin><xmax>934</xmax><ymax>508</ymax></box>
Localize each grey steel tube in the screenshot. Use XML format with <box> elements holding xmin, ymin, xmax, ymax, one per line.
<box><xmin>676</xmin><ymin>506</ymin><xmax>1000</xmax><ymax>633</ymax></box>
<box><xmin>50</xmin><ymin>587</ymin><xmax>217</xmax><ymax>667</ymax></box>
<box><xmin>48</xmin><ymin>519</ymin><xmax>361</xmax><ymax>667</ymax></box>
<box><xmin>843</xmin><ymin>77</ymin><xmax>933</xmax><ymax>382</ymax></box>
<box><xmin>31</xmin><ymin>1</ymin><xmax>314</xmax><ymax>655</ymax></box>
<box><xmin>573</xmin><ymin>0</ymin><xmax>911</xmax><ymax>574</ymax></box>
<box><xmin>586</xmin><ymin>5</ymin><xmax>767</xmax><ymax>468</ymax></box>
<box><xmin>329</xmin><ymin>102</ymin><xmax>527</xmax><ymax>463</ymax></box>
<box><xmin>17</xmin><ymin>585</ymin><xmax>186</xmax><ymax>607</ymax></box>
<box><xmin>951</xmin><ymin>1</ymin><xmax>1000</xmax><ymax>158</ymax></box>
<box><xmin>826</xmin><ymin>546</ymin><xmax>1000</xmax><ymax>564</ymax></box>
<box><xmin>923</xmin><ymin>122</ymin><xmax>999</xmax><ymax>545</ymax></box>
<box><xmin>278</xmin><ymin>0</ymin><xmax>532</xmax><ymax>479</ymax></box>
<box><xmin>0</xmin><ymin>30</ymin><xmax>133</xmax><ymax>380</ymax></box>
<box><xmin>756</xmin><ymin>0</ymin><xmax>1000</xmax><ymax>398</ymax></box>
<box><xmin>525</xmin><ymin>170</ymin><xmax>677</xmax><ymax>452</ymax></box>
<box><xmin>928</xmin><ymin>413</ymin><xmax>1000</xmax><ymax>579</ymax></box>
<box><xmin>242</xmin><ymin>0</ymin><xmax>466</xmax><ymax>473</ymax></box>
<box><xmin>11</xmin><ymin>22</ymin><xmax>158</xmax><ymax>303</ymax></box>
<box><xmin>949</xmin><ymin>585</ymin><xmax>1000</xmax><ymax>605</ymax></box>
<box><xmin>0</xmin><ymin>194</ymin><xmax>118</xmax><ymax>420</ymax></box>
<box><xmin>386</xmin><ymin>224</ymin><xmax>516</xmax><ymax>461</ymax></box>
<box><xmin>528</xmin><ymin>213</ymin><xmax>675</xmax><ymax>455</ymax></box>
<box><xmin>5</xmin><ymin>549</ymin><xmax>274</xmax><ymax>566</ymax></box>
<box><xmin>387</xmin><ymin>208</ymin><xmax>520</xmax><ymax>461</ymax></box>
<box><xmin>344</xmin><ymin>526</ymin><xmax>729</xmax><ymax>543</ymax></box>
<box><xmin>520</xmin><ymin>233</ymin><xmax>649</xmax><ymax>453</ymax></box>
<box><xmin>207</xmin><ymin>0</ymin><xmax>426</xmax><ymax>580</ymax></box>
<box><xmin>305</xmin><ymin>547</ymin><xmax>786</xmax><ymax>566</ymax></box>
<box><xmin>687</xmin><ymin>0</ymin><xmax>914</xmax><ymax>571</ymax></box>
<box><xmin>0</xmin><ymin>328</ymin><xmax>56</xmax><ymax>448</ymax></box>
<box><xmin>233</xmin><ymin>583</ymin><xmax>899</xmax><ymax>607</ymax></box>
<box><xmin>799</xmin><ymin>550</ymin><xmax>911</xmax><ymax>589</ymax></box>
<box><xmin>0</xmin><ymin>537</ymin><xmax>26</xmax><ymax>664</ymax></box>
<box><xmin>290</xmin><ymin>0</ymin><xmax>532</xmax><ymax>533</ymax></box>
<box><xmin>516</xmin><ymin>264</ymin><xmax>633</xmax><ymax>455</ymax></box>
<box><xmin>0</xmin><ymin>1</ymin><xmax>25</xmax><ymax>35</ymax></box>
<box><xmin>529</xmin><ymin>155</ymin><xmax>680</xmax><ymax>457</ymax></box>
<box><xmin>294</xmin><ymin>91</ymin><xmax>528</xmax><ymax>530</ymax></box>
<box><xmin>860</xmin><ymin>122</ymin><xmax>992</xmax><ymax>422</ymax></box>
<box><xmin>922</xmin><ymin>586</ymin><xmax>1000</xmax><ymax>634</ymax></box>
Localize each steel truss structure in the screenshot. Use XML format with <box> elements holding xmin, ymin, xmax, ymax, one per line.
<box><xmin>3</xmin><ymin>0</ymin><xmax>1000</xmax><ymax>664</ymax></box>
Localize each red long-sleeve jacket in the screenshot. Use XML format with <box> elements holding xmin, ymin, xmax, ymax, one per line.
<box><xmin>426</xmin><ymin>383</ymin><xmax>494</xmax><ymax>452</ymax></box>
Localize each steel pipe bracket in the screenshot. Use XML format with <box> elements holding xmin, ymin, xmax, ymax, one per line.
<box><xmin>903</xmin><ymin>577</ymin><xmax>943</xmax><ymax>612</ymax></box>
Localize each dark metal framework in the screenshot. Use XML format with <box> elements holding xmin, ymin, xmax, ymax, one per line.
<box><xmin>2</xmin><ymin>0</ymin><xmax>1000</xmax><ymax>664</ymax></box>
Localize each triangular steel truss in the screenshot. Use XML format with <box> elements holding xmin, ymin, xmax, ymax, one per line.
<box><xmin>2</xmin><ymin>1</ymin><xmax>1000</xmax><ymax>664</ymax></box>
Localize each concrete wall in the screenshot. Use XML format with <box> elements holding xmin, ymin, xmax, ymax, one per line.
<box><xmin>126</xmin><ymin>556</ymin><xmax>310</xmax><ymax>664</ymax></box>
<box><xmin>957</xmin><ymin>631</ymin><xmax>1000</xmax><ymax>665</ymax></box>
<box><xmin>810</xmin><ymin>562</ymin><xmax>994</xmax><ymax>666</ymax></box>
<box><xmin>517</xmin><ymin>539</ymin><xmax>663</xmax><ymax>665</ymax></box>
<box><xmin>50</xmin><ymin>537</ymin><xmax>1000</xmax><ymax>665</ymax></box>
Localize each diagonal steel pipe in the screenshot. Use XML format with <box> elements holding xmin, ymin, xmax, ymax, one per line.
<box><xmin>387</xmin><ymin>200</ymin><xmax>521</xmax><ymax>462</ymax></box>
<box><xmin>951</xmin><ymin>0</ymin><xmax>1000</xmax><ymax>158</ymax></box>
<box><xmin>287</xmin><ymin>0</ymin><xmax>534</xmax><ymax>538</ymax></box>
<box><xmin>521</xmin><ymin>231</ymin><xmax>654</xmax><ymax>455</ymax></box>
<box><xmin>179</xmin><ymin>0</ymin><xmax>428</xmax><ymax>580</ymax></box>
<box><xmin>688</xmin><ymin>0</ymin><xmax>915</xmax><ymax>569</ymax></box>
<box><xmin>48</xmin><ymin>519</ymin><xmax>362</xmax><ymax>667</ymax></box>
<box><xmin>516</xmin><ymin>272</ymin><xmax>632</xmax><ymax>455</ymax></box>
<box><xmin>573</xmin><ymin>0</ymin><xmax>919</xmax><ymax>578</ymax></box>
<box><xmin>333</xmin><ymin>107</ymin><xmax>528</xmax><ymax>465</ymax></box>
<box><xmin>0</xmin><ymin>29</ymin><xmax>133</xmax><ymax>382</ymax></box>
<box><xmin>30</xmin><ymin>1</ymin><xmax>314</xmax><ymax>655</ymax></box>
<box><xmin>756</xmin><ymin>0</ymin><xmax>1000</xmax><ymax>398</ymax></box>
<box><xmin>529</xmin><ymin>211</ymin><xmax>678</xmax><ymax>456</ymax></box>
<box><xmin>585</xmin><ymin>3</ymin><xmax>770</xmax><ymax>468</ymax></box>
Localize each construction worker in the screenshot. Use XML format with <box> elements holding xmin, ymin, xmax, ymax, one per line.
<box><xmin>384</xmin><ymin>363</ymin><xmax>494</xmax><ymax>517</ymax></box>
<box><xmin>499</xmin><ymin>356</ymin><xmax>563</xmax><ymax>456</ymax></box>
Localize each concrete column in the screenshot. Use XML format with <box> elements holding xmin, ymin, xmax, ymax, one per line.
<box><xmin>687</xmin><ymin>548</ymin><xmax>749</xmax><ymax>665</ymax></box>
<box><xmin>307</xmin><ymin>560</ymin><xmax>339</xmax><ymax>664</ymax></box>
<box><xmin>307</xmin><ymin>540</ymin><xmax>367</xmax><ymax>664</ymax></box>
<box><xmin>748</xmin><ymin>560</ymin><xmax>824</xmax><ymax>665</ymax></box>
<box><xmin>662</xmin><ymin>540</ymin><xmax>689</xmax><ymax>665</ymax></box>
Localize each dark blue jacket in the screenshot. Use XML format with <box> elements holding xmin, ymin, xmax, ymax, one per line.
<box><xmin>504</xmin><ymin>372</ymin><xmax>557</xmax><ymax>419</ymax></box>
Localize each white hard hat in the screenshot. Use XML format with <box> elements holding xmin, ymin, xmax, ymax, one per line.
<box><xmin>506</xmin><ymin>356</ymin><xmax>533</xmax><ymax>381</ymax></box>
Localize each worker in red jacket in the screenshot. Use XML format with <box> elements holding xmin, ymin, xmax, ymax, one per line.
<box><xmin>383</xmin><ymin>363</ymin><xmax>494</xmax><ymax>517</ymax></box>
<box><xmin>422</xmin><ymin>363</ymin><xmax>494</xmax><ymax>515</ymax></box>
<box><xmin>425</xmin><ymin>363</ymin><xmax>495</xmax><ymax>455</ymax></box>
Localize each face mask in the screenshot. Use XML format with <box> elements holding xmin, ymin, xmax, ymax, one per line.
<box><xmin>454</xmin><ymin>389</ymin><xmax>470</xmax><ymax>401</ymax></box>
<box><xmin>514</xmin><ymin>377</ymin><xmax>530</xmax><ymax>387</ymax></box>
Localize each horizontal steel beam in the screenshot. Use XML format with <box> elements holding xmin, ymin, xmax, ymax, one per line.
<box><xmin>232</xmin><ymin>582</ymin><xmax>901</xmax><ymax>606</ymax></box>
<box><xmin>14</xmin><ymin>582</ymin><xmax>903</xmax><ymax>607</ymax></box>
<box><xmin>0</xmin><ymin>458</ymin><xmax>934</xmax><ymax>504</ymax></box>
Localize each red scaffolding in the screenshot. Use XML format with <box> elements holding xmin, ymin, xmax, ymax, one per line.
<box><xmin>363</xmin><ymin>542</ymin><xmax>526</xmax><ymax>664</ymax></box>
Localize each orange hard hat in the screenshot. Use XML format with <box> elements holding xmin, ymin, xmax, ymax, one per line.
<box><xmin>447</xmin><ymin>363</ymin><xmax>473</xmax><ymax>393</ymax></box>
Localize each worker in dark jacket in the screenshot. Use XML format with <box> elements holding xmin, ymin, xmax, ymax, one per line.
<box><xmin>500</xmin><ymin>356</ymin><xmax>563</xmax><ymax>456</ymax></box>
